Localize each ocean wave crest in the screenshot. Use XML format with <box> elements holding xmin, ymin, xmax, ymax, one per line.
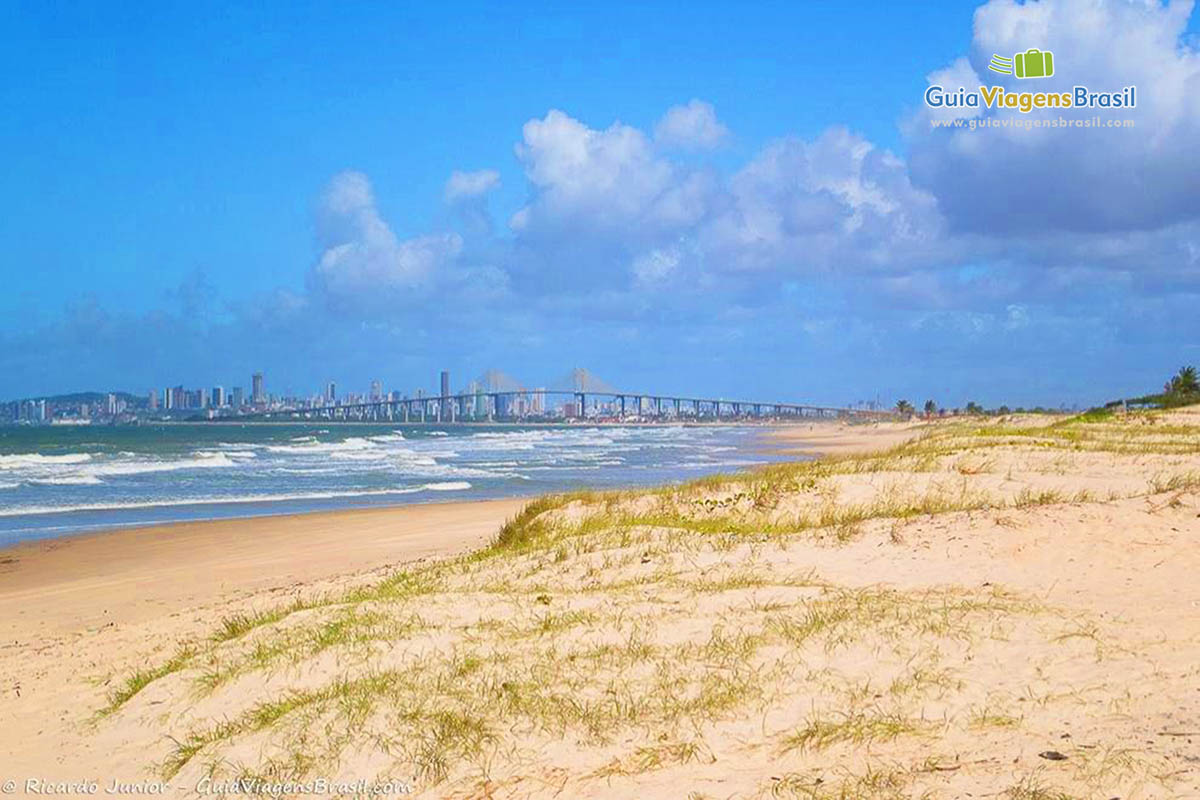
<box><xmin>0</xmin><ymin>453</ymin><xmax>93</xmax><ymax>469</ymax></box>
<box><xmin>0</xmin><ymin>481</ymin><xmax>473</xmax><ymax>517</ymax></box>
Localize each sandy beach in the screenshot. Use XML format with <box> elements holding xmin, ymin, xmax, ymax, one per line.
<box><xmin>1</xmin><ymin>413</ymin><xmax>1198</xmax><ymax>798</ymax></box>
<box><xmin>767</xmin><ymin>419</ymin><xmax>926</xmax><ymax>456</ymax></box>
<box><xmin>0</xmin><ymin>497</ymin><xmax>529</xmax><ymax>777</ymax></box>
<box><xmin>0</xmin><ymin>499</ymin><xmax>530</xmax><ymax>640</ymax></box>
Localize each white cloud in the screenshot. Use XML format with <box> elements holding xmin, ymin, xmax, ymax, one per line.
<box><xmin>691</xmin><ymin>126</ymin><xmax>945</xmax><ymax>276</ymax></box>
<box><xmin>317</xmin><ymin>1</ymin><xmax>1200</xmax><ymax>320</ymax></box>
<box><xmin>654</xmin><ymin>100</ymin><xmax>730</xmax><ymax>149</ymax></box>
<box><xmin>511</xmin><ymin>110</ymin><xmax>686</xmax><ymax>235</ymax></box>
<box><xmin>509</xmin><ymin>112</ymin><xmax>945</xmax><ymax>289</ymax></box>
<box><xmin>312</xmin><ymin>171</ymin><xmax>462</xmax><ymax>306</ymax></box>
<box><xmin>909</xmin><ymin>0</ymin><xmax>1200</xmax><ymax>233</ymax></box>
<box><xmin>444</xmin><ymin>169</ymin><xmax>500</xmax><ymax>202</ymax></box>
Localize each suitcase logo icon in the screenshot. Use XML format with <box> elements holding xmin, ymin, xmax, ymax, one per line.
<box><xmin>988</xmin><ymin>49</ymin><xmax>1055</xmax><ymax>79</ymax></box>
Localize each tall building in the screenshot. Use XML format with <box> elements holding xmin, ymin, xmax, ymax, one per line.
<box><xmin>251</xmin><ymin>373</ymin><xmax>264</xmax><ymax>404</ymax></box>
<box><xmin>468</xmin><ymin>381</ymin><xmax>484</xmax><ymax>420</ymax></box>
<box><xmin>370</xmin><ymin>380</ymin><xmax>382</xmax><ymax>402</ymax></box>
<box><xmin>325</xmin><ymin>381</ymin><xmax>337</xmax><ymax>404</ymax></box>
<box><xmin>212</xmin><ymin>386</ymin><xmax>225</xmax><ymax>408</ymax></box>
<box><xmin>440</xmin><ymin>370</ymin><xmax>450</xmax><ymax>420</ymax></box>
<box><xmin>148</xmin><ymin>390</ymin><xmax>159</xmax><ymax>411</ymax></box>
<box><xmin>232</xmin><ymin>387</ymin><xmax>245</xmax><ymax>409</ymax></box>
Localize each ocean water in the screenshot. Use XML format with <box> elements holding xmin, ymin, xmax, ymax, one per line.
<box><xmin>0</xmin><ymin>423</ymin><xmax>788</xmax><ymax>545</ymax></box>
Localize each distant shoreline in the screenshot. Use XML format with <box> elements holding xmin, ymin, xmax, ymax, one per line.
<box><xmin>0</xmin><ymin>420</ymin><xmax>909</xmax><ymax>638</ymax></box>
<box><xmin>0</xmin><ymin>423</ymin><xmax>806</xmax><ymax>548</ymax></box>
<box><xmin>0</xmin><ymin>422</ymin><xmax>894</xmax><ymax>552</ymax></box>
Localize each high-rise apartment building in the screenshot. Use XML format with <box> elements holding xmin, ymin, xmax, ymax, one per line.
<box><xmin>251</xmin><ymin>373</ymin><xmax>264</xmax><ymax>404</ymax></box>
<box><xmin>440</xmin><ymin>370</ymin><xmax>450</xmax><ymax>420</ymax></box>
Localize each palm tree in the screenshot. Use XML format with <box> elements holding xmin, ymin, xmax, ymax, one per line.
<box><xmin>923</xmin><ymin>399</ymin><xmax>937</xmax><ymax>417</ymax></box>
<box><xmin>1169</xmin><ymin>365</ymin><xmax>1199</xmax><ymax>395</ymax></box>
<box><xmin>895</xmin><ymin>399</ymin><xmax>914</xmax><ymax>415</ymax></box>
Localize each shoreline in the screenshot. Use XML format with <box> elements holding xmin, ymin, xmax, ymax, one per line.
<box><xmin>0</xmin><ymin>423</ymin><xmax>870</xmax><ymax>640</ymax></box>
<box><xmin>0</xmin><ymin>422</ymin><xmax>915</xmax><ymax>642</ymax></box>
<box><xmin>0</xmin><ymin>421</ymin><xmax>824</xmax><ymax>551</ymax></box>
<box><xmin>765</xmin><ymin>418</ymin><xmax>926</xmax><ymax>456</ymax></box>
<box><xmin>0</xmin><ymin>486</ymin><xmax>515</xmax><ymax>548</ymax></box>
<box><xmin>0</xmin><ymin>497</ymin><xmax>530</xmax><ymax>639</ymax></box>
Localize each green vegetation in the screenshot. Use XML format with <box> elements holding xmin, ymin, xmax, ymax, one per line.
<box><xmin>90</xmin><ymin>406</ymin><xmax>1196</xmax><ymax>795</ymax></box>
<box><xmin>154</xmin><ymin>578</ymin><xmax>1030</xmax><ymax>780</ymax></box>
<box><xmin>767</xmin><ymin>765</ymin><xmax>914</xmax><ymax>800</ymax></box>
<box><xmin>1105</xmin><ymin>364</ymin><xmax>1200</xmax><ymax>410</ymax></box>
<box><xmin>781</xmin><ymin>709</ymin><xmax>929</xmax><ymax>753</ymax></box>
<box><xmin>100</xmin><ymin>645</ymin><xmax>195</xmax><ymax>715</ymax></box>
<box><xmin>1003</xmin><ymin>775</ymin><xmax>1076</xmax><ymax>800</ymax></box>
<box><xmin>1168</xmin><ymin>365</ymin><xmax>1199</xmax><ymax>395</ymax></box>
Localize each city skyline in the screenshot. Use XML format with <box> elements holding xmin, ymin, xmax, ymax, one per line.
<box><xmin>1</xmin><ymin>359</ymin><xmax>1070</xmax><ymax>427</ymax></box>
<box><xmin>2</xmin><ymin>363</ymin><xmax>887</xmax><ymax>406</ymax></box>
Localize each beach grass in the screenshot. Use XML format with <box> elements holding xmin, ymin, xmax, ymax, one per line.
<box><xmin>93</xmin><ymin>406</ymin><xmax>1200</xmax><ymax>797</ymax></box>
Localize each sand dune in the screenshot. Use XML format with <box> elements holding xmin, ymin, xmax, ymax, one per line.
<box><xmin>2</xmin><ymin>412</ymin><xmax>1199</xmax><ymax>798</ymax></box>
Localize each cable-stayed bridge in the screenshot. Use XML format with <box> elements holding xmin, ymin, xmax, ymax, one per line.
<box><xmin>233</xmin><ymin>368</ymin><xmax>892</xmax><ymax>423</ymax></box>
<box><xmin>474</xmin><ymin>368</ymin><xmax>617</xmax><ymax>395</ymax></box>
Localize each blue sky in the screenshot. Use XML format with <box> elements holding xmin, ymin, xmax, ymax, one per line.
<box><xmin>2</xmin><ymin>0</ymin><xmax>1198</xmax><ymax>407</ymax></box>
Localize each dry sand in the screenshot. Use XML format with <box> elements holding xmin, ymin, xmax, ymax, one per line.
<box><xmin>768</xmin><ymin>419</ymin><xmax>926</xmax><ymax>456</ymax></box>
<box><xmin>0</xmin><ymin>499</ymin><xmax>527</xmax><ymax>779</ymax></box>
<box><xmin>1</xmin><ymin>414</ymin><xmax>1198</xmax><ymax>799</ymax></box>
<box><xmin>0</xmin><ymin>499</ymin><xmax>529</xmax><ymax>639</ymax></box>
